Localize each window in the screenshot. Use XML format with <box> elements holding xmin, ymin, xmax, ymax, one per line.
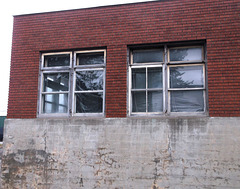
<box><xmin>39</xmin><ymin>50</ymin><xmax>106</xmax><ymax>116</ymax></box>
<box><xmin>74</xmin><ymin>51</ymin><xmax>105</xmax><ymax>114</ymax></box>
<box><xmin>129</xmin><ymin>44</ymin><xmax>206</xmax><ymax>115</ymax></box>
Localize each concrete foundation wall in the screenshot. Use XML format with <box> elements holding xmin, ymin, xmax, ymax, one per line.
<box><xmin>1</xmin><ymin>117</ymin><xmax>240</xmax><ymax>188</ymax></box>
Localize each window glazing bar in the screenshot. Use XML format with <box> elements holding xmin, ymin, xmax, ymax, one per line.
<box><xmin>74</xmin><ymin>90</ymin><xmax>103</xmax><ymax>93</ymax></box>
<box><xmin>41</xmin><ymin>91</ymin><xmax>69</xmax><ymax>94</ymax></box>
<box><xmin>168</xmin><ymin>88</ymin><xmax>205</xmax><ymax>91</ymax></box>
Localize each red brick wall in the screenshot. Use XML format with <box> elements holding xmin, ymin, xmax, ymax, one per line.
<box><xmin>7</xmin><ymin>0</ymin><xmax>240</xmax><ymax>118</ymax></box>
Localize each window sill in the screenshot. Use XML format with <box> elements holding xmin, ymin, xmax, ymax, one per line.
<box><xmin>129</xmin><ymin>112</ymin><xmax>208</xmax><ymax>118</ymax></box>
<box><xmin>38</xmin><ymin>113</ymin><xmax>105</xmax><ymax>118</ymax></box>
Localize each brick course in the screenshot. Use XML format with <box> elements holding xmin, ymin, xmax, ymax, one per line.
<box><xmin>7</xmin><ymin>0</ymin><xmax>240</xmax><ymax>118</ymax></box>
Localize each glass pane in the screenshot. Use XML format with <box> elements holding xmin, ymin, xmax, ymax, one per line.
<box><xmin>170</xmin><ymin>47</ymin><xmax>202</xmax><ymax>62</ymax></box>
<box><xmin>77</xmin><ymin>52</ymin><xmax>104</xmax><ymax>65</ymax></box>
<box><xmin>43</xmin><ymin>94</ymin><xmax>68</xmax><ymax>113</ymax></box>
<box><xmin>132</xmin><ymin>91</ymin><xmax>146</xmax><ymax>112</ymax></box>
<box><xmin>148</xmin><ymin>67</ymin><xmax>162</xmax><ymax>88</ymax></box>
<box><xmin>76</xmin><ymin>93</ymin><xmax>103</xmax><ymax>113</ymax></box>
<box><xmin>76</xmin><ymin>70</ymin><xmax>103</xmax><ymax>91</ymax></box>
<box><xmin>133</xmin><ymin>49</ymin><xmax>163</xmax><ymax>63</ymax></box>
<box><xmin>171</xmin><ymin>90</ymin><xmax>204</xmax><ymax>112</ymax></box>
<box><xmin>170</xmin><ymin>66</ymin><xmax>204</xmax><ymax>88</ymax></box>
<box><xmin>148</xmin><ymin>91</ymin><xmax>163</xmax><ymax>112</ymax></box>
<box><xmin>44</xmin><ymin>54</ymin><xmax>70</xmax><ymax>67</ymax></box>
<box><xmin>132</xmin><ymin>68</ymin><xmax>146</xmax><ymax>89</ymax></box>
<box><xmin>43</xmin><ymin>73</ymin><xmax>69</xmax><ymax>92</ymax></box>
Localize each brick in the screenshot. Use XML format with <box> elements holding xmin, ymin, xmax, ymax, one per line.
<box><xmin>7</xmin><ymin>0</ymin><xmax>240</xmax><ymax>118</ymax></box>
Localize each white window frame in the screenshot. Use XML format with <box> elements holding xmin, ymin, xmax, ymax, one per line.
<box><xmin>129</xmin><ymin>44</ymin><xmax>207</xmax><ymax>116</ymax></box>
<box><xmin>73</xmin><ymin>49</ymin><xmax>106</xmax><ymax>116</ymax></box>
<box><xmin>38</xmin><ymin>52</ymin><xmax>72</xmax><ymax>117</ymax></box>
<box><xmin>38</xmin><ymin>49</ymin><xmax>106</xmax><ymax>117</ymax></box>
<box><xmin>129</xmin><ymin>64</ymin><xmax>164</xmax><ymax>115</ymax></box>
<box><xmin>167</xmin><ymin>64</ymin><xmax>206</xmax><ymax>115</ymax></box>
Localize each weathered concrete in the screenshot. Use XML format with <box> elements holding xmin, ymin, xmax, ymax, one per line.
<box><xmin>0</xmin><ymin>144</ymin><xmax>2</xmax><ymax>188</ymax></box>
<box><xmin>1</xmin><ymin>117</ymin><xmax>240</xmax><ymax>188</ymax></box>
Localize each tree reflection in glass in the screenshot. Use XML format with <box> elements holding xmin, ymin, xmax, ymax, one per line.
<box><xmin>75</xmin><ymin>70</ymin><xmax>104</xmax><ymax>113</ymax></box>
<box><xmin>170</xmin><ymin>47</ymin><xmax>202</xmax><ymax>62</ymax></box>
<box><xmin>170</xmin><ymin>66</ymin><xmax>203</xmax><ymax>88</ymax></box>
<box><xmin>44</xmin><ymin>73</ymin><xmax>69</xmax><ymax>92</ymax></box>
<box><xmin>44</xmin><ymin>54</ymin><xmax>70</xmax><ymax>67</ymax></box>
<box><xmin>170</xmin><ymin>65</ymin><xmax>204</xmax><ymax>112</ymax></box>
<box><xmin>75</xmin><ymin>70</ymin><xmax>103</xmax><ymax>91</ymax></box>
<box><xmin>77</xmin><ymin>52</ymin><xmax>104</xmax><ymax>65</ymax></box>
<box><xmin>76</xmin><ymin>93</ymin><xmax>103</xmax><ymax>113</ymax></box>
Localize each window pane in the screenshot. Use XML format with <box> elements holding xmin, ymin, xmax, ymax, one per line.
<box><xmin>170</xmin><ymin>66</ymin><xmax>204</xmax><ymax>88</ymax></box>
<box><xmin>43</xmin><ymin>73</ymin><xmax>69</xmax><ymax>92</ymax></box>
<box><xmin>133</xmin><ymin>49</ymin><xmax>163</xmax><ymax>63</ymax></box>
<box><xmin>43</xmin><ymin>94</ymin><xmax>68</xmax><ymax>113</ymax></box>
<box><xmin>77</xmin><ymin>52</ymin><xmax>104</xmax><ymax>65</ymax></box>
<box><xmin>76</xmin><ymin>93</ymin><xmax>103</xmax><ymax>113</ymax></box>
<box><xmin>148</xmin><ymin>91</ymin><xmax>163</xmax><ymax>112</ymax></box>
<box><xmin>76</xmin><ymin>70</ymin><xmax>103</xmax><ymax>91</ymax></box>
<box><xmin>44</xmin><ymin>54</ymin><xmax>70</xmax><ymax>67</ymax></box>
<box><xmin>171</xmin><ymin>90</ymin><xmax>204</xmax><ymax>112</ymax></box>
<box><xmin>148</xmin><ymin>67</ymin><xmax>162</xmax><ymax>88</ymax></box>
<box><xmin>132</xmin><ymin>68</ymin><xmax>146</xmax><ymax>89</ymax></box>
<box><xmin>170</xmin><ymin>47</ymin><xmax>202</xmax><ymax>62</ymax></box>
<box><xmin>132</xmin><ymin>91</ymin><xmax>146</xmax><ymax>112</ymax></box>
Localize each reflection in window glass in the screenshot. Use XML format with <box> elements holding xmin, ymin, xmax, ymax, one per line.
<box><xmin>76</xmin><ymin>93</ymin><xmax>103</xmax><ymax>113</ymax></box>
<box><xmin>132</xmin><ymin>68</ymin><xmax>146</xmax><ymax>89</ymax></box>
<box><xmin>43</xmin><ymin>94</ymin><xmax>68</xmax><ymax>113</ymax></box>
<box><xmin>148</xmin><ymin>91</ymin><xmax>163</xmax><ymax>112</ymax></box>
<box><xmin>148</xmin><ymin>67</ymin><xmax>162</xmax><ymax>88</ymax></box>
<box><xmin>132</xmin><ymin>91</ymin><xmax>146</xmax><ymax>112</ymax></box>
<box><xmin>170</xmin><ymin>47</ymin><xmax>202</xmax><ymax>62</ymax></box>
<box><xmin>171</xmin><ymin>90</ymin><xmax>204</xmax><ymax>112</ymax></box>
<box><xmin>133</xmin><ymin>49</ymin><xmax>163</xmax><ymax>63</ymax></box>
<box><xmin>44</xmin><ymin>54</ymin><xmax>70</xmax><ymax>67</ymax></box>
<box><xmin>76</xmin><ymin>70</ymin><xmax>103</xmax><ymax>91</ymax></box>
<box><xmin>77</xmin><ymin>52</ymin><xmax>104</xmax><ymax>65</ymax></box>
<box><xmin>41</xmin><ymin>50</ymin><xmax>106</xmax><ymax>115</ymax></box>
<box><xmin>43</xmin><ymin>73</ymin><xmax>69</xmax><ymax>92</ymax></box>
<box><xmin>130</xmin><ymin>45</ymin><xmax>205</xmax><ymax>115</ymax></box>
<box><xmin>170</xmin><ymin>66</ymin><xmax>203</xmax><ymax>88</ymax></box>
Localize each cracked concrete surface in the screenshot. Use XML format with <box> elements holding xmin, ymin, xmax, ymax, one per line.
<box><xmin>0</xmin><ymin>145</ymin><xmax>2</xmax><ymax>189</ymax></box>
<box><xmin>1</xmin><ymin>117</ymin><xmax>240</xmax><ymax>188</ymax></box>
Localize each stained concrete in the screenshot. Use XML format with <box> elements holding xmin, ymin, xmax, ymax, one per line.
<box><xmin>1</xmin><ymin>117</ymin><xmax>240</xmax><ymax>188</ymax></box>
<box><xmin>0</xmin><ymin>145</ymin><xmax>2</xmax><ymax>188</ymax></box>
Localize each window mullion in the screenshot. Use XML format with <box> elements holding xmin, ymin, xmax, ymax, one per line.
<box><xmin>146</xmin><ymin>67</ymin><xmax>148</xmax><ymax>113</ymax></box>
<box><xmin>69</xmin><ymin>53</ymin><xmax>74</xmax><ymax>116</ymax></box>
<box><xmin>164</xmin><ymin>44</ymin><xmax>168</xmax><ymax>114</ymax></box>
